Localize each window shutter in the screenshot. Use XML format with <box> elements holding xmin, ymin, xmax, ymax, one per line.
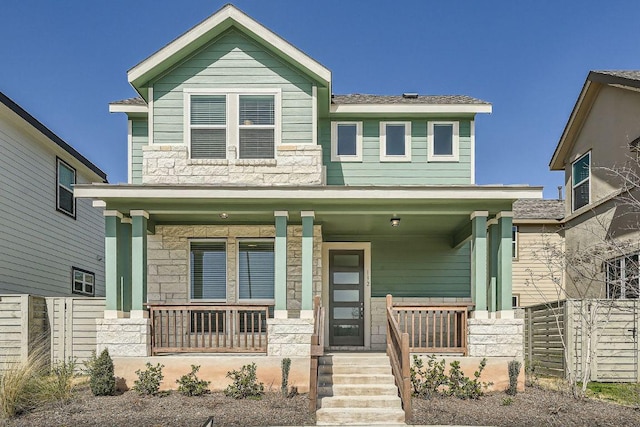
<box><xmin>190</xmin><ymin>242</ymin><xmax>226</xmax><ymax>300</ymax></box>
<box><xmin>238</xmin><ymin>242</ymin><xmax>275</xmax><ymax>299</ymax></box>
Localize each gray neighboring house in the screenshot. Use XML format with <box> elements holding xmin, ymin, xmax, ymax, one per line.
<box><xmin>0</xmin><ymin>91</ymin><xmax>107</xmax><ymax>297</ymax></box>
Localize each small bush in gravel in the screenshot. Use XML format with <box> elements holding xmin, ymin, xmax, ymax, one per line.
<box><xmin>85</xmin><ymin>349</ymin><xmax>115</xmax><ymax>396</ymax></box>
<box><xmin>446</xmin><ymin>358</ymin><xmax>492</xmax><ymax>400</ymax></box>
<box><xmin>410</xmin><ymin>355</ymin><xmax>447</xmax><ymax>398</ymax></box>
<box><xmin>280</xmin><ymin>358</ymin><xmax>291</xmax><ymax>397</ymax></box>
<box><xmin>133</xmin><ymin>363</ymin><xmax>164</xmax><ymax>396</ymax></box>
<box><xmin>225</xmin><ymin>363</ymin><xmax>264</xmax><ymax>399</ymax></box>
<box><xmin>411</xmin><ymin>356</ymin><xmax>491</xmax><ymax>400</ymax></box>
<box><xmin>176</xmin><ymin>365</ymin><xmax>210</xmax><ymax>396</ymax></box>
<box><xmin>46</xmin><ymin>358</ymin><xmax>77</xmax><ymax>402</ymax></box>
<box><xmin>506</xmin><ymin>359</ymin><xmax>521</xmax><ymax>396</ymax></box>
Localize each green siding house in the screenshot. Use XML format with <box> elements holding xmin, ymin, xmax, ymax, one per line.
<box><xmin>76</xmin><ymin>4</ymin><xmax>540</xmax><ymax>404</ymax></box>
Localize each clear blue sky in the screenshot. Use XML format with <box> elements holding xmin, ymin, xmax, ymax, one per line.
<box><xmin>2</xmin><ymin>1</ymin><xmax>640</xmax><ymax>198</ymax></box>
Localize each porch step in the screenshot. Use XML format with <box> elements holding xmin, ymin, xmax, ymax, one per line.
<box><xmin>316</xmin><ymin>352</ymin><xmax>406</xmax><ymax>425</ymax></box>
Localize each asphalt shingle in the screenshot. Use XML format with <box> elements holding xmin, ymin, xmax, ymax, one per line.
<box><xmin>513</xmin><ymin>199</ymin><xmax>564</xmax><ymax>220</ymax></box>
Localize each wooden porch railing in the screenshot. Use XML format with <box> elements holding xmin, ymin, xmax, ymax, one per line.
<box><xmin>391</xmin><ymin>302</ymin><xmax>470</xmax><ymax>355</ymax></box>
<box><xmin>386</xmin><ymin>295</ymin><xmax>411</xmax><ymax>423</ymax></box>
<box><xmin>309</xmin><ymin>295</ymin><xmax>324</xmax><ymax>413</ymax></box>
<box><xmin>148</xmin><ymin>304</ymin><xmax>271</xmax><ymax>354</ymax></box>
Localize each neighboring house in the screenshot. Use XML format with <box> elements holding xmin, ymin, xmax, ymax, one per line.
<box><xmin>550</xmin><ymin>70</ymin><xmax>640</xmax><ymax>299</ymax></box>
<box><xmin>512</xmin><ymin>199</ymin><xmax>565</xmax><ymax>307</ymax></box>
<box><xmin>0</xmin><ymin>92</ymin><xmax>107</xmax><ymax>297</ymax></box>
<box><xmin>75</xmin><ymin>4</ymin><xmax>540</xmax><ymax>399</ymax></box>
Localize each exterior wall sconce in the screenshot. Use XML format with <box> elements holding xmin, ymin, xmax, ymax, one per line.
<box><xmin>219</xmin><ymin>212</ymin><xmax>229</xmax><ymax>219</ymax></box>
<box><xmin>390</xmin><ymin>217</ymin><xmax>401</xmax><ymax>227</ymax></box>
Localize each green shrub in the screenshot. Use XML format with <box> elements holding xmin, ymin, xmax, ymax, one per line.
<box><xmin>506</xmin><ymin>360</ymin><xmax>522</xmax><ymax>396</ymax></box>
<box><xmin>0</xmin><ymin>348</ymin><xmax>49</xmax><ymax>418</ymax></box>
<box><xmin>281</xmin><ymin>358</ymin><xmax>291</xmax><ymax>398</ymax></box>
<box><xmin>85</xmin><ymin>349</ymin><xmax>116</xmax><ymax>396</ymax></box>
<box><xmin>46</xmin><ymin>358</ymin><xmax>77</xmax><ymax>402</ymax></box>
<box><xmin>410</xmin><ymin>355</ymin><xmax>447</xmax><ymax>398</ymax></box>
<box><xmin>176</xmin><ymin>365</ymin><xmax>210</xmax><ymax>396</ymax></box>
<box><xmin>225</xmin><ymin>363</ymin><xmax>264</xmax><ymax>399</ymax></box>
<box><xmin>502</xmin><ymin>397</ymin><xmax>514</xmax><ymax>406</ymax></box>
<box><xmin>133</xmin><ymin>363</ymin><xmax>164</xmax><ymax>396</ymax></box>
<box><xmin>446</xmin><ymin>359</ymin><xmax>491</xmax><ymax>400</ymax></box>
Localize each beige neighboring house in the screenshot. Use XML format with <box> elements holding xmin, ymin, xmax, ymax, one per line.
<box><xmin>550</xmin><ymin>70</ymin><xmax>640</xmax><ymax>299</ymax></box>
<box><xmin>512</xmin><ymin>199</ymin><xmax>565</xmax><ymax>307</ymax></box>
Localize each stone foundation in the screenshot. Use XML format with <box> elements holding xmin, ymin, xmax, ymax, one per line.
<box><xmin>467</xmin><ymin>318</ymin><xmax>524</xmax><ymax>358</ymax></box>
<box><xmin>142</xmin><ymin>144</ymin><xmax>323</xmax><ymax>185</ymax></box>
<box><xmin>267</xmin><ymin>317</ymin><xmax>314</xmax><ymax>356</ymax></box>
<box><xmin>96</xmin><ymin>318</ymin><xmax>151</xmax><ymax>357</ymax></box>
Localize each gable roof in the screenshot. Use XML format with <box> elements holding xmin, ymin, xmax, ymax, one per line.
<box><xmin>549</xmin><ymin>70</ymin><xmax>640</xmax><ymax>170</ymax></box>
<box><xmin>513</xmin><ymin>199</ymin><xmax>564</xmax><ymax>221</ymax></box>
<box><xmin>0</xmin><ymin>91</ymin><xmax>107</xmax><ymax>182</ymax></box>
<box><xmin>128</xmin><ymin>4</ymin><xmax>331</xmax><ymax>99</ymax></box>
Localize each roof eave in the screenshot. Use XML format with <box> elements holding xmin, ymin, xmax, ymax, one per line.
<box><xmin>108</xmin><ymin>103</ymin><xmax>149</xmax><ymax>115</ymax></box>
<box><xmin>329</xmin><ymin>104</ymin><xmax>492</xmax><ymax>114</ymax></box>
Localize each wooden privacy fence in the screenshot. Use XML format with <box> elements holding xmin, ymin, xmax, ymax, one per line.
<box><xmin>525</xmin><ymin>299</ymin><xmax>640</xmax><ymax>382</ymax></box>
<box><xmin>149</xmin><ymin>304</ymin><xmax>271</xmax><ymax>354</ymax></box>
<box><xmin>0</xmin><ymin>295</ymin><xmax>48</xmax><ymax>370</ymax></box>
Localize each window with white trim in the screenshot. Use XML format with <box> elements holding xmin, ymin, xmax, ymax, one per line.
<box><xmin>57</xmin><ymin>158</ymin><xmax>76</xmax><ymax>217</ymax></box>
<box><xmin>572</xmin><ymin>152</ymin><xmax>590</xmax><ymax>211</ymax></box>
<box><xmin>72</xmin><ymin>268</ymin><xmax>95</xmax><ymax>296</ymax></box>
<box><xmin>185</xmin><ymin>90</ymin><xmax>279</xmax><ymax>160</ymax></box>
<box><xmin>331</xmin><ymin>122</ymin><xmax>362</xmax><ymax>162</ymax></box>
<box><xmin>428</xmin><ymin>121</ymin><xmax>459</xmax><ymax>161</ymax></box>
<box><xmin>190</xmin><ymin>241</ymin><xmax>227</xmax><ymax>301</ymax></box>
<box><xmin>238</xmin><ymin>240</ymin><xmax>274</xmax><ymax>301</ymax></box>
<box><xmin>380</xmin><ymin>122</ymin><xmax>411</xmax><ymax>161</ymax></box>
<box><xmin>512</xmin><ymin>294</ymin><xmax>520</xmax><ymax>308</ymax></box>
<box><xmin>606</xmin><ymin>253</ymin><xmax>639</xmax><ymax>299</ymax></box>
<box><xmin>512</xmin><ymin>226</ymin><xmax>518</xmax><ymax>259</ymax></box>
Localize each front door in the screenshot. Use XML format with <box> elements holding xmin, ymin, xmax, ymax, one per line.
<box><xmin>329</xmin><ymin>250</ymin><xmax>365</xmax><ymax>346</ymax></box>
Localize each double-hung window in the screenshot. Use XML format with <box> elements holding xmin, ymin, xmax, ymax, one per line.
<box><xmin>606</xmin><ymin>253</ymin><xmax>639</xmax><ymax>299</ymax></box>
<box><xmin>380</xmin><ymin>122</ymin><xmax>411</xmax><ymax>162</ymax></box>
<box><xmin>428</xmin><ymin>121</ymin><xmax>459</xmax><ymax>161</ymax></box>
<box><xmin>72</xmin><ymin>268</ymin><xmax>95</xmax><ymax>296</ymax></box>
<box><xmin>331</xmin><ymin>122</ymin><xmax>362</xmax><ymax>162</ymax></box>
<box><xmin>572</xmin><ymin>152</ymin><xmax>590</xmax><ymax>211</ymax></box>
<box><xmin>186</xmin><ymin>90</ymin><xmax>279</xmax><ymax>160</ymax></box>
<box><xmin>238</xmin><ymin>240</ymin><xmax>275</xmax><ymax>301</ymax></box>
<box><xmin>190</xmin><ymin>241</ymin><xmax>227</xmax><ymax>301</ymax></box>
<box><xmin>57</xmin><ymin>158</ymin><xmax>76</xmax><ymax>217</ymax></box>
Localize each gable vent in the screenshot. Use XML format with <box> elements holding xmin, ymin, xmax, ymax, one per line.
<box><xmin>402</xmin><ymin>93</ymin><xmax>418</xmax><ymax>99</ymax></box>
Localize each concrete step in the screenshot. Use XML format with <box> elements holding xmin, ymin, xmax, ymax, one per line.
<box><xmin>316</xmin><ymin>407</ymin><xmax>405</xmax><ymax>425</ymax></box>
<box><xmin>319</xmin><ymin>394</ymin><xmax>402</xmax><ymax>409</ymax></box>
<box><xmin>319</xmin><ymin>353</ymin><xmax>390</xmax><ymax>366</ymax></box>
<box><xmin>330</xmin><ymin>373</ymin><xmax>396</xmax><ymax>385</ymax></box>
<box><xmin>319</xmin><ymin>383</ymin><xmax>399</xmax><ymax>397</ymax></box>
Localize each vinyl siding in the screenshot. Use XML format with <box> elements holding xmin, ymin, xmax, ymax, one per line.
<box><xmin>131</xmin><ymin>119</ymin><xmax>147</xmax><ymax>184</ymax></box>
<box><xmin>512</xmin><ymin>224</ymin><xmax>564</xmax><ymax>307</ymax></box>
<box><xmin>152</xmin><ymin>29</ymin><xmax>314</xmax><ymax>146</ymax></box>
<box><xmin>320</xmin><ymin>118</ymin><xmax>473</xmax><ymax>185</ymax></box>
<box><xmin>0</xmin><ymin>111</ymin><xmax>105</xmax><ymax>297</ymax></box>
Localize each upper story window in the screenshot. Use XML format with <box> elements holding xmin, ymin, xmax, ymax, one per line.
<box><xmin>428</xmin><ymin>121</ymin><xmax>459</xmax><ymax>162</ymax></box>
<box><xmin>606</xmin><ymin>253</ymin><xmax>639</xmax><ymax>299</ymax></box>
<box><xmin>238</xmin><ymin>240</ymin><xmax>274</xmax><ymax>301</ymax></box>
<box><xmin>571</xmin><ymin>152</ymin><xmax>590</xmax><ymax>211</ymax></box>
<box><xmin>190</xmin><ymin>240</ymin><xmax>227</xmax><ymax>301</ymax></box>
<box><xmin>56</xmin><ymin>157</ymin><xmax>76</xmax><ymax>218</ymax></box>
<box><xmin>331</xmin><ymin>122</ymin><xmax>362</xmax><ymax>162</ymax></box>
<box><xmin>380</xmin><ymin>121</ymin><xmax>411</xmax><ymax>162</ymax></box>
<box><xmin>185</xmin><ymin>89</ymin><xmax>280</xmax><ymax>160</ymax></box>
<box><xmin>72</xmin><ymin>267</ymin><xmax>95</xmax><ymax>296</ymax></box>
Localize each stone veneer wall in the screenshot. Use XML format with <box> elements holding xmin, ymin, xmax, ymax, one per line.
<box><xmin>370</xmin><ymin>297</ymin><xmax>473</xmax><ymax>351</ymax></box>
<box><xmin>147</xmin><ymin>224</ymin><xmax>322</xmax><ymax>314</ymax></box>
<box><xmin>467</xmin><ymin>318</ymin><xmax>524</xmax><ymax>358</ymax></box>
<box><xmin>96</xmin><ymin>318</ymin><xmax>151</xmax><ymax>357</ymax></box>
<box><xmin>142</xmin><ymin>145</ymin><xmax>323</xmax><ymax>185</ymax></box>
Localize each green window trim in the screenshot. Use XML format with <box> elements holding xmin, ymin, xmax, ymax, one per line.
<box><xmin>56</xmin><ymin>157</ymin><xmax>76</xmax><ymax>218</ymax></box>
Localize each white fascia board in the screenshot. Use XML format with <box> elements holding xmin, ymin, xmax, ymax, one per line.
<box><xmin>330</xmin><ymin>104</ymin><xmax>492</xmax><ymax>114</ymax></box>
<box><xmin>128</xmin><ymin>5</ymin><xmax>331</xmax><ymax>87</ymax></box>
<box><xmin>74</xmin><ymin>185</ymin><xmax>542</xmax><ymax>201</ymax></box>
<box><xmin>109</xmin><ymin>104</ymin><xmax>148</xmax><ymax>114</ymax></box>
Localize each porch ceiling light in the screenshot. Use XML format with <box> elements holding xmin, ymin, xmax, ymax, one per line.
<box><xmin>390</xmin><ymin>216</ymin><xmax>401</xmax><ymax>227</ymax></box>
<box><xmin>219</xmin><ymin>212</ymin><xmax>229</xmax><ymax>219</ymax></box>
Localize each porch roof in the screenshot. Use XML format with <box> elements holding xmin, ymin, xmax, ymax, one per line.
<box><xmin>75</xmin><ymin>184</ymin><xmax>541</xmax><ymax>237</ymax></box>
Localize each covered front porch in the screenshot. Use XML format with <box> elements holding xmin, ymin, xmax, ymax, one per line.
<box><xmin>75</xmin><ymin>184</ymin><xmax>539</xmax><ymax>358</ymax></box>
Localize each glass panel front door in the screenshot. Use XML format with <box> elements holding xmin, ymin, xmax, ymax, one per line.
<box><xmin>329</xmin><ymin>250</ymin><xmax>364</xmax><ymax>346</ymax></box>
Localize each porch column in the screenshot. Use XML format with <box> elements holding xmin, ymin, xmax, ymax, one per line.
<box><xmin>104</xmin><ymin>210</ymin><xmax>124</xmax><ymax>318</ymax></box>
<box><xmin>470</xmin><ymin>211</ymin><xmax>488</xmax><ymax>318</ymax></box>
<box><xmin>274</xmin><ymin>211</ymin><xmax>288</xmax><ymax>318</ymax></box>
<box><xmin>496</xmin><ymin>211</ymin><xmax>514</xmax><ymax>318</ymax></box>
<box><xmin>300</xmin><ymin>211</ymin><xmax>315</xmax><ymax>318</ymax></box>
<box><xmin>130</xmin><ymin>210</ymin><xmax>148</xmax><ymax>318</ymax></box>
<box><xmin>487</xmin><ymin>219</ymin><xmax>499</xmax><ymax>314</ymax></box>
<box><xmin>119</xmin><ymin>217</ymin><xmax>132</xmax><ymax>313</ymax></box>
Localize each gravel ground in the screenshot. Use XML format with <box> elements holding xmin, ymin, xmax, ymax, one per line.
<box><xmin>3</xmin><ymin>385</ymin><xmax>640</xmax><ymax>426</ymax></box>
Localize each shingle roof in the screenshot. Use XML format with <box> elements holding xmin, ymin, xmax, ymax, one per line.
<box><xmin>513</xmin><ymin>199</ymin><xmax>564</xmax><ymax>220</ymax></box>
<box><xmin>332</xmin><ymin>94</ymin><xmax>490</xmax><ymax>105</ymax></box>
<box><xmin>591</xmin><ymin>70</ymin><xmax>640</xmax><ymax>81</ymax></box>
<box><xmin>110</xmin><ymin>97</ymin><xmax>147</xmax><ymax>106</ymax></box>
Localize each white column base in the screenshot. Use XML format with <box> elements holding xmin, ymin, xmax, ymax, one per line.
<box><xmin>130</xmin><ymin>310</ymin><xmax>149</xmax><ymax>319</ymax></box>
<box><xmin>104</xmin><ymin>310</ymin><xmax>126</xmax><ymax>319</ymax></box>
<box><xmin>299</xmin><ymin>309</ymin><xmax>314</xmax><ymax>319</ymax></box>
<box><xmin>496</xmin><ymin>310</ymin><xmax>514</xmax><ymax>319</ymax></box>
<box><xmin>470</xmin><ymin>310</ymin><xmax>489</xmax><ymax>319</ymax></box>
<box><xmin>274</xmin><ymin>309</ymin><xmax>289</xmax><ymax>319</ymax></box>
